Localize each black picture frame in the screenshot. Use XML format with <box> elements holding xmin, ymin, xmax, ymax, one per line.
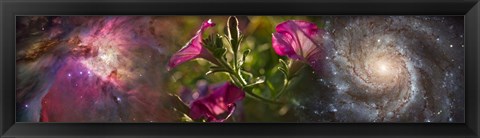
<box><xmin>1</xmin><ymin>0</ymin><xmax>479</xmax><ymax>137</ymax></box>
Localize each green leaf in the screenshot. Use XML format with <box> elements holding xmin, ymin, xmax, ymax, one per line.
<box><xmin>240</xmin><ymin>49</ymin><xmax>251</xmax><ymax>66</ymax></box>
<box><xmin>210</xmin><ymin>66</ymin><xmax>224</xmax><ymax>70</ymax></box>
<box><xmin>229</xmin><ymin>74</ymin><xmax>243</xmax><ymax>87</ymax></box>
<box><xmin>253</xmin><ymin>76</ymin><xmax>266</xmax><ymax>84</ymax></box>
<box><xmin>222</xmin><ymin>34</ymin><xmax>230</xmax><ymax>42</ymax></box>
<box><xmin>245</xmin><ymin>76</ymin><xmax>265</xmax><ymax>88</ymax></box>
<box><xmin>165</xmin><ymin>94</ymin><xmax>190</xmax><ymax>115</ymax></box>
<box><xmin>238</xmin><ymin>60</ymin><xmax>244</xmax><ymax>68</ymax></box>
<box><xmin>278</xmin><ymin>67</ymin><xmax>288</xmax><ymax>78</ymax></box>
<box><xmin>213</xmin><ymin>47</ymin><xmax>227</xmax><ymax>58</ymax></box>
<box><xmin>237</xmin><ymin>49</ymin><xmax>250</xmax><ymax>68</ymax></box>
<box><xmin>240</xmin><ymin>70</ymin><xmax>253</xmax><ymax>79</ymax></box>
<box><xmin>206</xmin><ymin>66</ymin><xmax>229</xmax><ymax>76</ymax></box>
<box><xmin>279</xmin><ymin>59</ymin><xmax>288</xmax><ymax>71</ymax></box>
<box><xmin>203</xmin><ymin>34</ymin><xmax>224</xmax><ymax>53</ymax></box>
<box><xmin>266</xmin><ymin>80</ymin><xmax>276</xmax><ymax>93</ymax></box>
<box><xmin>180</xmin><ymin>114</ymin><xmax>194</xmax><ymax>122</ymax></box>
<box><xmin>287</xmin><ymin>60</ymin><xmax>307</xmax><ymax>79</ymax></box>
<box><xmin>215</xmin><ymin>34</ymin><xmax>224</xmax><ymax>48</ymax></box>
<box><xmin>227</xmin><ymin>16</ymin><xmax>240</xmax><ymax>46</ymax></box>
<box><xmin>238</xmin><ymin>34</ymin><xmax>244</xmax><ymax>45</ymax></box>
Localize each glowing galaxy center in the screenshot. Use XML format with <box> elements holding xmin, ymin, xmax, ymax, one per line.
<box><xmin>374</xmin><ymin>60</ymin><xmax>393</xmax><ymax>76</ymax></box>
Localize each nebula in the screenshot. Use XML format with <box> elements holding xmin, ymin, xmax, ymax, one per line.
<box><xmin>295</xmin><ymin>16</ymin><xmax>464</xmax><ymax>122</ymax></box>
<box><xmin>16</xmin><ymin>16</ymin><xmax>464</xmax><ymax>122</ymax></box>
<box><xmin>16</xmin><ymin>16</ymin><xmax>181</xmax><ymax>122</ymax></box>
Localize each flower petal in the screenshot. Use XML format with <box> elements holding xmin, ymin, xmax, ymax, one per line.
<box><xmin>272</xmin><ymin>32</ymin><xmax>300</xmax><ymax>59</ymax></box>
<box><xmin>211</xmin><ymin>82</ymin><xmax>244</xmax><ymax>104</ymax></box>
<box><xmin>272</xmin><ymin>20</ymin><xmax>322</xmax><ymax>61</ymax></box>
<box><xmin>168</xmin><ymin>19</ymin><xmax>216</xmax><ymax>70</ymax></box>
<box><xmin>189</xmin><ymin>82</ymin><xmax>244</xmax><ymax>122</ymax></box>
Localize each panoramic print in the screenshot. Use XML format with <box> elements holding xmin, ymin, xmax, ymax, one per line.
<box><xmin>16</xmin><ymin>16</ymin><xmax>464</xmax><ymax>122</ymax></box>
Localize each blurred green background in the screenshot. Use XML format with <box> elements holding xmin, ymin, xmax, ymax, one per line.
<box><xmin>162</xmin><ymin>16</ymin><xmax>327</xmax><ymax>122</ymax></box>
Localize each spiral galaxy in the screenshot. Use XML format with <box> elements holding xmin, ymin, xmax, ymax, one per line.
<box><xmin>296</xmin><ymin>16</ymin><xmax>464</xmax><ymax>122</ymax></box>
<box><xmin>15</xmin><ymin>16</ymin><xmax>464</xmax><ymax>122</ymax></box>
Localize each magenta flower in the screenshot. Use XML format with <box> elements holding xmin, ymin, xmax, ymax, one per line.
<box><xmin>168</xmin><ymin>19</ymin><xmax>219</xmax><ymax>70</ymax></box>
<box><xmin>272</xmin><ymin>20</ymin><xmax>330</xmax><ymax>69</ymax></box>
<box><xmin>189</xmin><ymin>82</ymin><xmax>245</xmax><ymax>122</ymax></box>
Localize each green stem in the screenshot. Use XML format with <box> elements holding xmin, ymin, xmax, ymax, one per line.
<box><xmin>233</xmin><ymin>49</ymin><xmax>238</xmax><ymax>71</ymax></box>
<box><xmin>236</xmin><ymin>70</ymin><xmax>248</xmax><ymax>86</ymax></box>
<box><xmin>274</xmin><ymin>61</ymin><xmax>306</xmax><ymax>99</ymax></box>
<box><xmin>216</xmin><ymin>58</ymin><xmax>282</xmax><ymax>104</ymax></box>
<box><xmin>274</xmin><ymin>78</ymin><xmax>291</xmax><ymax>99</ymax></box>
<box><xmin>244</xmin><ymin>88</ymin><xmax>283</xmax><ymax>104</ymax></box>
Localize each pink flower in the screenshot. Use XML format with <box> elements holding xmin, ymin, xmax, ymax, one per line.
<box><xmin>168</xmin><ymin>19</ymin><xmax>218</xmax><ymax>70</ymax></box>
<box><xmin>272</xmin><ymin>20</ymin><xmax>330</xmax><ymax>69</ymax></box>
<box><xmin>189</xmin><ymin>82</ymin><xmax>244</xmax><ymax>122</ymax></box>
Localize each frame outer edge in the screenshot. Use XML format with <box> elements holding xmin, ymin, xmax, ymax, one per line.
<box><xmin>477</xmin><ymin>2</ymin><xmax>480</xmax><ymax>136</ymax></box>
<box><xmin>1</xmin><ymin>0</ymin><xmax>480</xmax><ymax>138</ymax></box>
<box><xmin>467</xmin><ymin>1</ymin><xmax>480</xmax><ymax>136</ymax></box>
<box><xmin>1</xmin><ymin>0</ymin><xmax>4</xmax><ymax>136</ymax></box>
<box><xmin>473</xmin><ymin>1</ymin><xmax>480</xmax><ymax>136</ymax></box>
<box><xmin>1</xmin><ymin>1</ymin><xmax>15</xmax><ymax>137</ymax></box>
